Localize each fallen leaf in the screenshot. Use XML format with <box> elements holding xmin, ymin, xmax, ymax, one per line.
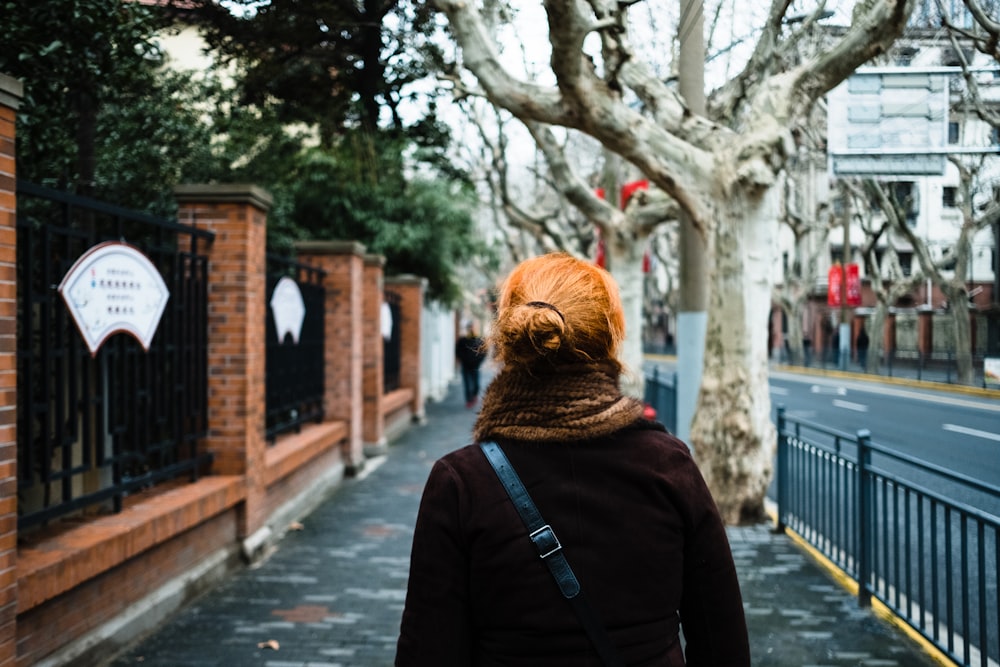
<box><xmin>288</xmin><ymin>521</ymin><xmax>304</xmax><ymax>531</ymax></box>
<box><xmin>257</xmin><ymin>639</ymin><xmax>280</xmax><ymax>650</ymax></box>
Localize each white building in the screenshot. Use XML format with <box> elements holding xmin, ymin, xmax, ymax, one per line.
<box><xmin>775</xmin><ymin>19</ymin><xmax>1000</xmax><ymax>364</ymax></box>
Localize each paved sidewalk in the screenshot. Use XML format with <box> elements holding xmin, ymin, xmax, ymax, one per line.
<box><xmin>106</xmin><ymin>377</ymin><xmax>940</xmax><ymax>667</ymax></box>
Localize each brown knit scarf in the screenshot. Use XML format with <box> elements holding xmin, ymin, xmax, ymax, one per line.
<box><xmin>472</xmin><ymin>361</ymin><xmax>645</xmax><ymax>443</ymax></box>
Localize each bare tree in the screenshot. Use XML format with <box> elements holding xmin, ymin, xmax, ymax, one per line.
<box><xmin>774</xmin><ymin>119</ymin><xmax>834</xmax><ymax>367</ymax></box>
<box><xmin>945</xmin><ymin>0</ymin><xmax>1000</xmax><ymax>66</ymax></box>
<box><xmin>844</xmin><ymin>179</ymin><xmax>925</xmax><ymax>372</ymax></box>
<box><xmin>433</xmin><ymin>0</ymin><xmax>916</xmax><ymax>523</ymax></box>
<box><xmin>875</xmin><ymin>157</ymin><xmax>1000</xmax><ymax>383</ymax></box>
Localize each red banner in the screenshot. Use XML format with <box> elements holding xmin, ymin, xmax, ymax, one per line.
<box><xmin>827</xmin><ymin>264</ymin><xmax>843</xmax><ymax>307</ymax></box>
<box><xmin>846</xmin><ymin>263</ymin><xmax>862</xmax><ymax>306</ymax></box>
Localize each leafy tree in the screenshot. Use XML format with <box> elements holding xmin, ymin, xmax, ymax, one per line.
<box><xmin>0</xmin><ymin>0</ymin><xmax>169</xmax><ymax>195</ymax></box>
<box><xmin>183</xmin><ymin>0</ymin><xmax>489</xmax><ymax>298</ymax></box>
<box><xmin>3</xmin><ymin>0</ymin><xmax>491</xmax><ymax>301</ymax></box>
<box><xmin>189</xmin><ymin>0</ymin><xmax>447</xmax><ymax>142</ymax></box>
<box><xmin>92</xmin><ymin>70</ymin><xmax>224</xmax><ymax>213</ymax></box>
<box><xmin>276</xmin><ymin>138</ymin><xmax>492</xmax><ymax>304</ymax></box>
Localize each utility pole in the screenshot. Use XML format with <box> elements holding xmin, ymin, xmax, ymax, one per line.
<box><xmin>840</xmin><ymin>192</ymin><xmax>851</xmax><ymax>370</ymax></box>
<box><xmin>676</xmin><ymin>0</ymin><xmax>707</xmax><ymax>444</ymax></box>
<box><xmin>992</xmin><ymin>220</ymin><xmax>1000</xmax><ymax>355</ymax></box>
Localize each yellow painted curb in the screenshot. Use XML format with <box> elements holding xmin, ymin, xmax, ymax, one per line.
<box><xmin>643</xmin><ymin>353</ymin><xmax>1000</xmax><ymax>399</ymax></box>
<box><xmin>765</xmin><ymin>508</ymin><xmax>957</xmax><ymax>667</ymax></box>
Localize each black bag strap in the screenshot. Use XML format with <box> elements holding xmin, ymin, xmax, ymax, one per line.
<box><xmin>479</xmin><ymin>441</ymin><xmax>625</xmax><ymax>667</ymax></box>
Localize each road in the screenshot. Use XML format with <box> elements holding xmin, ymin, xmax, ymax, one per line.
<box><xmin>768</xmin><ymin>369</ymin><xmax>1000</xmax><ymax>490</ymax></box>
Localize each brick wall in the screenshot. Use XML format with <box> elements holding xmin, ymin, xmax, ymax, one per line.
<box><xmin>0</xmin><ymin>73</ymin><xmax>22</xmax><ymax>667</ymax></box>
<box><xmin>16</xmin><ymin>509</ymin><xmax>240</xmax><ymax>666</ymax></box>
<box><xmin>2</xmin><ymin>133</ymin><xmax>425</xmax><ymax>666</ymax></box>
<box><xmin>295</xmin><ymin>241</ymin><xmax>366</xmax><ymax>472</ymax></box>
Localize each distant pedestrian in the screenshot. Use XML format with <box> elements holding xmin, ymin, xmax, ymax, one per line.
<box><xmin>455</xmin><ymin>323</ymin><xmax>487</xmax><ymax>408</ymax></box>
<box><xmin>397</xmin><ymin>252</ymin><xmax>750</xmax><ymax>666</ymax></box>
<box><xmin>856</xmin><ymin>324</ymin><xmax>870</xmax><ymax>368</ymax></box>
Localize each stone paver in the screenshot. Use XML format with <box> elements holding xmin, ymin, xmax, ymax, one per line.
<box><xmin>107</xmin><ymin>372</ymin><xmax>940</xmax><ymax>667</ymax></box>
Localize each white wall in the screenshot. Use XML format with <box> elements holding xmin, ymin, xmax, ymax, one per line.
<box><xmin>421</xmin><ymin>303</ymin><xmax>457</xmax><ymax>402</ymax></box>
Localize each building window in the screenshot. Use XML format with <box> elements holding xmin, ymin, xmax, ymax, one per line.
<box><xmin>942</xmin><ymin>186</ymin><xmax>957</xmax><ymax>208</ymax></box>
<box><xmin>899</xmin><ymin>252</ymin><xmax>913</xmax><ymax>277</ymax></box>
<box><xmin>992</xmin><ymin>125</ymin><xmax>999</xmax><ymax>145</ymax></box>
<box><xmin>891</xmin><ymin>181</ymin><xmax>919</xmax><ymax>227</ymax></box>
<box><xmin>948</xmin><ymin>121</ymin><xmax>960</xmax><ymax>144</ymax></box>
<box><xmin>939</xmin><ymin>247</ymin><xmax>957</xmax><ymax>271</ymax></box>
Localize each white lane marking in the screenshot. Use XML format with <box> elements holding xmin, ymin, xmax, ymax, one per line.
<box><xmin>772</xmin><ymin>371</ymin><xmax>1000</xmax><ymax>412</ymax></box>
<box><xmin>811</xmin><ymin>385</ymin><xmax>847</xmax><ymax>395</ymax></box>
<box><xmin>833</xmin><ymin>399</ymin><xmax>868</xmax><ymax>412</ymax></box>
<box><xmin>943</xmin><ymin>424</ymin><xmax>1000</xmax><ymax>443</ymax></box>
<box><xmin>771</xmin><ymin>387</ymin><xmax>789</xmax><ymax>396</ymax></box>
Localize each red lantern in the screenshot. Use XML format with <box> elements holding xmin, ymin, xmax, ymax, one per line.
<box><xmin>620</xmin><ymin>180</ymin><xmax>649</xmax><ymax>210</ymax></box>
<box><xmin>827</xmin><ymin>264</ymin><xmax>843</xmax><ymax>307</ymax></box>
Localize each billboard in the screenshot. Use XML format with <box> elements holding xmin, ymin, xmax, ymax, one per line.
<box><xmin>827</xmin><ymin>67</ymin><xmax>950</xmax><ymax>177</ymax></box>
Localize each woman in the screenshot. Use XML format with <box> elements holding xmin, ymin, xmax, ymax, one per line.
<box><xmin>396</xmin><ymin>253</ymin><xmax>750</xmax><ymax>666</ymax></box>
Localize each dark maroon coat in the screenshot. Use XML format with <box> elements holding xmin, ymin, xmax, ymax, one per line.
<box><xmin>395</xmin><ymin>420</ymin><xmax>750</xmax><ymax>666</ymax></box>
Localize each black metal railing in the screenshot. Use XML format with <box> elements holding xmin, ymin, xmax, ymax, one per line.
<box><xmin>16</xmin><ymin>182</ymin><xmax>215</xmax><ymax>530</ymax></box>
<box><xmin>776</xmin><ymin>406</ymin><xmax>1000</xmax><ymax>667</ymax></box>
<box><xmin>801</xmin><ymin>346</ymin><xmax>990</xmax><ymax>388</ymax></box>
<box><xmin>383</xmin><ymin>290</ymin><xmax>402</xmax><ymax>393</ymax></box>
<box><xmin>264</xmin><ymin>254</ymin><xmax>326</xmax><ymax>442</ymax></box>
<box><xmin>643</xmin><ymin>366</ymin><xmax>677</xmax><ymax>433</ymax></box>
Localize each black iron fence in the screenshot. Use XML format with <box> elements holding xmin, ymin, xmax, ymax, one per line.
<box><xmin>383</xmin><ymin>289</ymin><xmax>401</xmax><ymax>393</ymax></box>
<box><xmin>643</xmin><ymin>366</ymin><xmax>677</xmax><ymax>433</ymax></box>
<box><xmin>798</xmin><ymin>347</ymin><xmax>990</xmax><ymax>388</ymax></box>
<box><xmin>775</xmin><ymin>406</ymin><xmax>1000</xmax><ymax>667</ymax></box>
<box><xmin>16</xmin><ymin>182</ymin><xmax>215</xmax><ymax>530</ymax></box>
<box><xmin>265</xmin><ymin>254</ymin><xmax>326</xmax><ymax>442</ymax></box>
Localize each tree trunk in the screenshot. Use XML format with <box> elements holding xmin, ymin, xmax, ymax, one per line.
<box><xmin>690</xmin><ymin>186</ymin><xmax>777</xmax><ymax>524</ymax></box>
<box><xmin>868</xmin><ymin>303</ymin><xmax>888</xmax><ymax>373</ymax></box>
<box><xmin>943</xmin><ymin>283</ymin><xmax>975</xmax><ymax>384</ymax></box>
<box><xmin>606</xmin><ymin>231</ymin><xmax>649</xmax><ymax>399</ymax></box>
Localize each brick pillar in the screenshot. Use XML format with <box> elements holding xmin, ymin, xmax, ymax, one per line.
<box><xmin>918</xmin><ymin>307</ymin><xmax>934</xmax><ymax>358</ymax></box>
<box><xmin>385</xmin><ymin>275</ymin><xmax>426</xmax><ymax>422</ymax></box>
<box><xmin>0</xmin><ymin>73</ymin><xmax>22</xmax><ymax>667</ymax></box>
<box><xmin>175</xmin><ymin>184</ymin><xmax>271</xmax><ymax>540</ymax></box>
<box><xmin>362</xmin><ymin>255</ymin><xmax>385</xmax><ymax>456</ymax></box>
<box><xmin>295</xmin><ymin>241</ymin><xmax>365</xmax><ymax>472</ymax></box>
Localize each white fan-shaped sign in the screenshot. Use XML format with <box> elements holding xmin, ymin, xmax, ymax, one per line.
<box><xmin>58</xmin><ymin>241</ymin><xmax>170</xmax><ymax>357</ymax></box>
<box><xmin>381</xmin><ymin>301</ymin><xmax>394</xmax><ymax>341</ymax></box>
<box><xmin>270</xmin><ymin>276</ymin><xmax>306</xmax><ymax>344</ymax></box>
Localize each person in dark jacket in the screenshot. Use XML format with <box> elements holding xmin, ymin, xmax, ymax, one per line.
<box><xmin>456</xmin><ymin>323</ymin><xmax>487</xmax><ymax>408</ymax></box>
<box><xmin>397</xmin><ymin>252</ymin><xmax>750</xmax><ymax>666</ymax></box>
<box><xmin>856</xmin><ymin>324</ymin><xmax>870</xmax><ymax>368</ymax></box>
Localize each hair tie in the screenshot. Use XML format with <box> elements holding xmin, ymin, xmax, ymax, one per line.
<box><xmin>525</xmin><ymin>301</ymin><xmax>565</xmax><ymax>323</ymax></box>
